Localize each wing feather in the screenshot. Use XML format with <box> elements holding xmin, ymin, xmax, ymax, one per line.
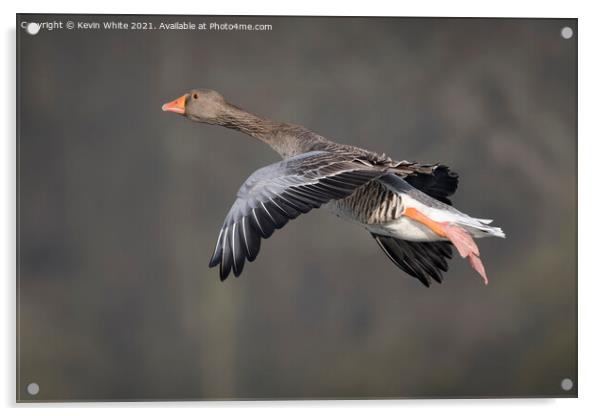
<box><xmin>372</xmin><ymin>233</ymin><xmax>453</xmax><ymax>287</ymax></box>
<box><xmin>210</xmin><ymin>151</ymin><xmax>386</xmax><ymax>280</ymax></box>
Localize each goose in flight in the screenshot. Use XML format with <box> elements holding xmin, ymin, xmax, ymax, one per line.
<box><xmin>162</xmin><ymin>89</ymin><xmax>505</xmax><ymax>287</ymax></box>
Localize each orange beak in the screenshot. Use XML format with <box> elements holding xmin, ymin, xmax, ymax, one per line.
<box><xmin>162</xmin><ymin>94</ymin><xmax>188</xmax><ymax>115</ymax></box>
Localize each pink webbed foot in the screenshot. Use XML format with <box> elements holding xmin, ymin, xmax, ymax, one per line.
<box><xmin>402</xmin><ymin>207</ymin><xmax>490</xmax><ymax>285</ymax></box>
<box><xmin>442</xmin><ymin>223</ymin><xmax>489</xmax><ymax>285</ymax></box>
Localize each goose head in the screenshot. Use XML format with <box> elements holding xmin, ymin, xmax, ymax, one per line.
<box><xmin>162</xmin><ymin>89</ymin><xmax>227</xmax><ymax>124</ymax></box>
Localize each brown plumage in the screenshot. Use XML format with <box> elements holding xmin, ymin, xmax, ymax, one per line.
<box><xmin>162</xmin><ymin>89</ymin><xmax>504</xmax><ymax>286</ymax></box>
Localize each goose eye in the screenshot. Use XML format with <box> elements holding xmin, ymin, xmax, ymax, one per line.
<box><xmin>192</xmin><ymin>93</ymin><xmax>199</xmax><ymax>100</ymax></box>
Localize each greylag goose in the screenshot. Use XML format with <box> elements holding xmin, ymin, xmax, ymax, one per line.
<box><xmin>162</xmin><ymin>89</ymin><xmax>505</xmax><ymax>287</ymax></box>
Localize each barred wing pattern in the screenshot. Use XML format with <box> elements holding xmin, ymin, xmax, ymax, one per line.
<box><xmin>209</xmin><ymin>151</ymin><xmax>386</xmax><ymax>280</ymax></box>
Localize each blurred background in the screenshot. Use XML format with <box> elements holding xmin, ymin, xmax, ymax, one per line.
<box><xmin>17</xmin><ymin>15</ymin><xmax>577</xmax><ymax>400</ymax></box>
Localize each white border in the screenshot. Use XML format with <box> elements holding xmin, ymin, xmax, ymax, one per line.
<box><xmin>2</xmin><ymin>1</ymin><xmax>601</xmax><ymax>414</ymax></box>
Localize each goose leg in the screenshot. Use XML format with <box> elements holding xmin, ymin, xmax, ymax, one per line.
<box><xmin>402</xmin><ymin>207</ymin><xmax>489</xmax><ymax>285</ymax></box>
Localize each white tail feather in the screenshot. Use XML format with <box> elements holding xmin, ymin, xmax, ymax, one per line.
<box><xmin>459</xmin><ymin>221</ymin><xmax>506</xmax><ymax>239</ymax></box>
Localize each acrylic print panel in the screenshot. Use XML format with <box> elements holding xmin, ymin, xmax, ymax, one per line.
<box><xmin>16</xmin><ymin>14</ymin><xmax>577</xmax><ymax>401</ymax></box>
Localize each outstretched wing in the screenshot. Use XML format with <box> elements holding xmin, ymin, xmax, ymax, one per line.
<box><xmin>404</xmin><ymin>165</ymin><xmax>459</xmax><ymax>205</ymax></box>
<box><xmin>372</xmin><ymin>234</ymin><xmax>453</xmax><ymax>287</ymax></box>
<box><xmin>210</xmin><ymin>151</ymin><xmax>386</xmax><ymax>280</ymax></box>
<box><xmin>392</xmin><ymin>162</ymin><xmax>459</xmax><ymax>206</ymax></box>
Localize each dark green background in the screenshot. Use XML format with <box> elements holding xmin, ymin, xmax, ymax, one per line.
<box><xmin>17</xmin><ymin>15</ymin><xmax>577</xmax><ymax>401</ymax></box>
